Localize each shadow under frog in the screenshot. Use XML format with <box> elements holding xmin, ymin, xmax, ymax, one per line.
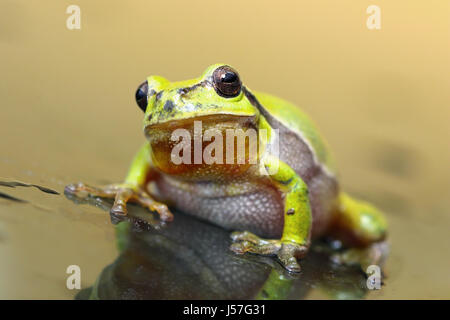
<box><xmin>67</xmin><ymin>194</ymin><xmax>372</xmax><ymax>300</ymax></box>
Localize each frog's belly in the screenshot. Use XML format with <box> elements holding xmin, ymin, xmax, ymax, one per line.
<box><xmin>150</xmin><ymin>171</ymin><xmax>338</xmax><ymax>239</ymax></box>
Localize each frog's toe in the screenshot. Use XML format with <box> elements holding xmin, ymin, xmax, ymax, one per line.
<box><xmin>64</xmin><ymin>182</ymin><xmax>93</xmax><ymax>198</ymax></box>
<box><xmin>65</xmin><ymin>182</ymin><xmax>117</xmax><ymax>198</ymax></box>
<box><xmin>64</xmin><ymin>183</ymin><xmax>79</xmax><ymax>194</ymax></box>
<box><xmin>230</xmin><ymin>240</ymin><xmax>281</xmax><ymax>255</ymax></box>
<box><xmin>278</xmin><ymin>243</ymin><xmax>308</xmax><ymax>273</ymax></box>
<box><xmin>230</xmin><ymin>231</ymin><xmax>308</xmax><ymax>273</ymax></box>
<box><xmin>110</xmin><ymin>203</ymin><xmax>127</xmax><ymax>216</ymax></box>
<box><xmin>107</xmin><ymin>186</ymin><xmax>173</xmax><ymax>221</ymax></box>
<box><xmin>280</xmin><ymin>256</ymin><xmax>301</xmax><ymax>273</ymax></box>
<box><xmin>110</xmin><ymin>188</ymin><xmax>133</xmax><ymax>216</ymax></box>
<box><xmin>136</xmin><ymin>192</ymin><xmax>174</xmax><ymax>222</ymax></box>
<box><xmin>331</xmin><ymin>240</ymin><xmax>390</xmax><ymax>272</ymax></box>
<box><xmin>230</xmin><ymin>231</ymin><xmax>262</xmax><ymax>243</ymax></box>
<box><xmin>65</xmin><ymin>182</ymin><xmax>173</xmax><ymax>222</ymax></box>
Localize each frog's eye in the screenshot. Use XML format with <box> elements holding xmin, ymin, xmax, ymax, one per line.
<box><xmin>135</xmin><ymin>81</ymin><xmax>148</xmax><ymax>112</ymax></box>
<box><xmin>212</xmin><ymin>66</ymin><xmax>241</xmax><ymax>98</ymax></box>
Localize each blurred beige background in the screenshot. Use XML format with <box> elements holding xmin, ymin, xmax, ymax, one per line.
<box><xmin>0</xmin><ymin>0</ymin><xmax>449</xmax><ymax>298</ymax></box>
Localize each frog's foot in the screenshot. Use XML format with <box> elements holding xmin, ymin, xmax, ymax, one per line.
<box><xmin>331</xmin><ymin>240</ymin><xmax>390</xmax><ymax>273</ymax></box>
<box><xmin>230</xmin><ymin>231</ymin><xmax>308</xmax><ymax>273</ymax></box>
<box><xmin>332</xmin><ymin>192</ymin><xmax>387</xmax><ymax>247</ymax></box>
<box><xmin>64</xmin><ymin>182</ymin><xmax>173</xmax><ymax>222</ymax></box>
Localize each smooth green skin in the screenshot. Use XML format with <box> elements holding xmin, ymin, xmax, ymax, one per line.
<box><xmin>120</xmin><ymin>64</ymin><xmax>386</xmax><ymax>271</ymax></box>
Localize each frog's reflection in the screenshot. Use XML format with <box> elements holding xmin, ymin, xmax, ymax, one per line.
<box><xmin>70</xmin><ymin>196</ymin><xmax>369</xmax><ymax>300</ymax></box>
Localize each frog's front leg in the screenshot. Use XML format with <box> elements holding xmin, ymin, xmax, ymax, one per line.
<box><xmin>230</xmin><ymin>156</ymin><xmax>312</xmax><ymax>273</ymax></box>
<box><xmin>65</xmin><ymin>143</ymin><xmax>173</xmax><ymax>222</ymax></box>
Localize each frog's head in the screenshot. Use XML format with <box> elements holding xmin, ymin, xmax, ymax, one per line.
<box><xmin>134</xmin><ymin>64</ymin><xmax>262</xmax><ymax>176</ymax></box>
<box><xmin>136</xmin><ymin>64</ymin><xmax>259</xmax><ymax>136</ymax></box>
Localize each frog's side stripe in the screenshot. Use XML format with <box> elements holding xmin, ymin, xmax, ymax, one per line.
<box><xmin>242</xmin><ymin>86</ymin><xmax>336</xmax><ymax>178</ymax></box>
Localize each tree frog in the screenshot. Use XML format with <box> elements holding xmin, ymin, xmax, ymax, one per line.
<box><xmin>66</xmin><ymin>64</ymin><xmax>387</xmax><ymax>273</ymax></box>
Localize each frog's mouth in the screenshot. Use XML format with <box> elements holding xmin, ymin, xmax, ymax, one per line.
<box><xmin>144</xmin><ymin>114</ymin><xmax>258</xmax><ymax>141</ymax></box>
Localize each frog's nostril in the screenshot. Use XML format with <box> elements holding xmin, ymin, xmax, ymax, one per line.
<box><xmin>135</xmin><ymin>81</ymin><xmax>148</xmax><ymax>112</ymax></box>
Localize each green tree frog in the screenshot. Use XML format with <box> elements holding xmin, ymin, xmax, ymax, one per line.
<box><xmin>66</xmin><ymin>64</ymin><xmax>387</xmax><ymax>272</ymax></box>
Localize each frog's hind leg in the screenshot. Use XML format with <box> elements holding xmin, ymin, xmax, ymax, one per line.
<box><xmin>330</xmin><ymin>240</ymin><xmax>389</xmax><ymax>272</ymax></box>
<box><xmin>328</xmin><ymin>192</ymin><xmax>388</xmax><ymax>270</ymax></box>
<box><xmin>331</xmin><ymin>192</ymin><xmax>387</xmax><ymax>247</ymax></box>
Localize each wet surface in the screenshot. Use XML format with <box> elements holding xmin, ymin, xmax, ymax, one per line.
<box><xmin>0</xmin><ymin>181</ymin><xmax>59</xmax><ymax>203</ymax></box>
<box><xmin>1</xmin><ymin>1</ymin><xmax>450</xmax><ymax>299</ymax></box>
<box><xmin>68</xmin><ymin>196</ymin><xmax>371</xmax><ymax>300</ymax></box>
<box><xmin>0</xmin><ymin>181</ymin><xmax>59</xmax><ymax>195</ymax></box>
<box><xmin>1</xmin><ymin>141</ymin><xmax>449</xmax><ymax>299</ymax></box>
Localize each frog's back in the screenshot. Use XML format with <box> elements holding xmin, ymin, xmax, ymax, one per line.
<box><xmin>254</xmin><ymin>91</ymin><xmax>337</xmax><ymax>176</ymax></box>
